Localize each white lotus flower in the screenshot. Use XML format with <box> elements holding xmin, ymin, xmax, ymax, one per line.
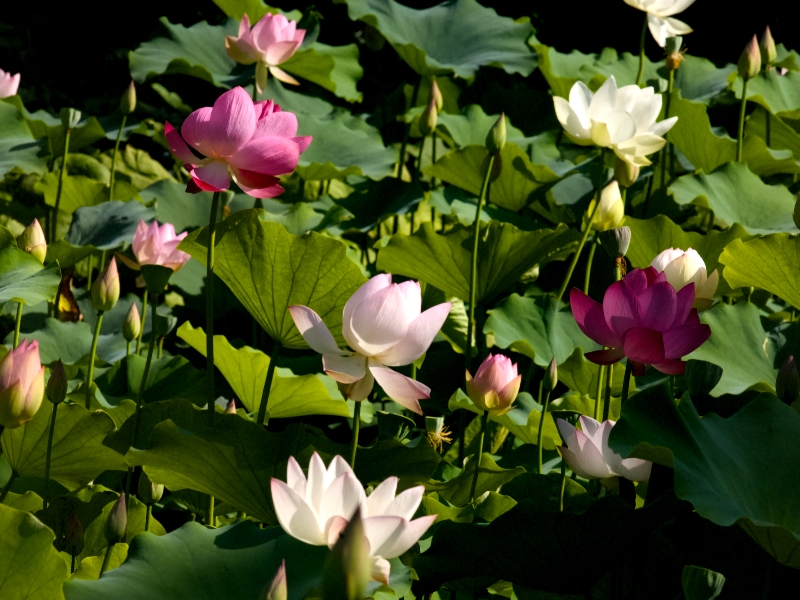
<box><xmin>270</xmin><ymin>453</ymin><xmax>435</xmax><ymax>584</ymax></box>
<box><xmin>650</xmin><ymin>247</ymin><xmax>719</xmax><ymax>310</ymax></box>
<box><xmin>554</xmin><ymin>76</ymin><xmax>677</xmax><ymax>167</ymax></box>
<box><xmin>624</xmin><ymin>0</ymin><xmax>697</xmax><ymax>47</ymax></box>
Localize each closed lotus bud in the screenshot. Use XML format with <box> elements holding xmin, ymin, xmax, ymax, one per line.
<box><xmin>598</xmin><ymin>226</ymin><xmax>631</xmax><ymax>259</ymax></box>
<box><xmin>0</xmin><ymin>339</ymin><xmax>45</xmax><ymax>429</ymax></box>
<box><xmin>650</xmin><ymin>248</ymin><xmax>719</xmax><ymax>310</ymax></box>
<box><xmin>322</xmin><ymin>508</ymin><xmax>371</xmax><ymax>600</ymax></box>
<box><xmin>137</xmin><ymin>471</ymin><xmax>164</xmax><ymax>506</ymax></box>
<box><xmin>544</xmin><ymin>357</ymin><xmax>558</xmax><ymax>391</ymax></box>
<box><xmin>614</xmin><ymin>158</ymin><xmax>639</xmax><ymax>188</ymax></box>
<box><xmin>225</xmin><ymin>398</ymin><xmax>237</xmax><ymax>414</ymax></box>
<box><xmin>17</xmin><ymin>219</ymin><xmax>46</xmax><ymax>264</ymax></box>
<box><xmin>419</xmin><ymin>95</ymin><xmax>437</xmax><ymax>136</ymax></box>
<box><xmin>681</xmin><ymin>565</ymin><xmax>725</xmax><ymax>600</ymax></box>
<box><xmin>776</xmin><ymin>355</ymin><xmax>800</xmax><ymax>405</ymax></box>
<box><xmin>466</xmin><ymin>354</ymin><xmax>521</xmax><ymax>415</ymax></box>
<box><xmin>760</xmin><ymin>26</ymin><xmax>777</xmax><ymax>66</ymax></box>
<box><xmin>123</xmin><ymin>303</ymin><xmax>141</xmax><ymax>342</ymax></box>
<box><xmin>431</xmin><ymin>79</ymin><xmax>443</xmax><ymax>112</ymax></box>
<box><xmin>91</xmin><ymin>257</ymin><xmax>120</xmax><ymax>312</ymax></box>
<box><xmin>588</xmin><ymin>181</ymin><xmax>625</xmax><ymax>232</ymax></box>
<box><xmin>46</xmin><ymin>360</ymin><xmax>68</xmax><ymax>405</ymax></box>
<box><xmin>59</xmin><ymin>107</ymin><xmax>81</xmax><ymax>130</ymax></box>
<box><xmin>485</xmin><ymin>113</ymin><xmax>506</xmax><ymax>155</ymax></box>
<box><xmin>104</xmin><ymin>493</ymin><xmax>128</xmax><ymax>544</ymax></box>
<box><xmin>685</xmin><ymin>359</ymin><xmax>723</xmax><ymax>401</ymax></box>
<box><xmin>738</xmin><ymin>35</ymin><xmax>761</xmax><ymax>81</ymax></box>
<box><xmin>266</xmin><ymin>560</ymin><xmax>288</xmax><ymax>600</ymax></box>
<box><xmin>64</xmin><ymin>512</ymin><xmax>84</xmax><ymax>557</ymax></box>
<box><xmin>120</xmin><ymin>81</ymin><xmax>136</xmax><ymax>114</ymax></box>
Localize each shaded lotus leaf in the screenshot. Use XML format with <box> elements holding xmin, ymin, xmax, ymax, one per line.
<box><xmin>501</xmin><ymin>472</ymin><xmax>593</xmax><ymax>513</ymax></box>
<box><xmin>65</xmin><ymin>200</ymin><xmax>154</xmax><ymax>250</ymax></box>
<box><xmin>733</xmin><ymin>68</ymin><xmax>800</xmax><ymax>120</ymax></box>
<box><xmin>557</xmin><ymin>348</ymin><xmax>631</xmax><ymax>401</ymax></box>
<box><xmin>0</xmin><ymin>99</ymin><xmax>48</xmax><ymax>176</ymax></box>
<box><xmin>426</xmin><ymin>453</ymin><xmax>524</xmax><ymax>508</ymax></box>
<box><xmin>0</xmin><ymin>225</ymin><xmax>60</xmax><ymax>309</ymax></box>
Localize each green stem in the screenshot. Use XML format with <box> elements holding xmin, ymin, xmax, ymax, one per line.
<box><xmin>252</xmin><ymin>79</ymin><xmax>258</xmax><ymax>102</ymax></box>
<box><xmin>86</xmin><ymin>255</ymin><xmax>93</xmax><ymax>291</ymax></box>
<box><xmin>52</xmin><ymin>129</ymin><xmax>72</xmax><ymax>242</ymax></box>
<box><xmin>349</xmin><ymin>400</ymin><xmax>362</xmax><ymax>469</ymax></box>
<box><xmin>737</xmin><ymin>78</ymin><xmax>749</xmax><ymax>162</ymax></box>
<box><xmin>0</xmin><ymin>471</ymin><xmax>17</xmax><ymax>503</ymax></box>
<box><xmin>621</xmin><ymin>360</ymin><xmax>634</xmax><ymax>407</ymax></box>
<box><xmin>136</xmin><ymin>291</ymin><xmax>148</xmax><ymax>356</ymax></box>
<box><xmin>555</xmin><ymin>187</ymin><xmax>603</xmax><ymax>303</ymax></box>
<box><xmin>397</xmin><ymin>77</ymin><xmax>422</xmax><ymax>178</ymax></box>
<box><xmin>583</xmin><ymin>237</ymin><xmax>598</xmax><ymax>295</ymax></box>
<box><xmin>85</xmin><ymin>311</ymin><xmax>104</xmax><ymax>410</ymax></box>
<box><xmin>256</xmin><ymin>341</ymin><xmax>282</xmax><ymax>425</ymax></box>
<box><xmin>13</xmin><ymin>302</ymin><xmax>23</xmax><ymax>348</ymax></box>
<box><xmin>537</xmin><ymin>390</ymin><xmax>551</xmax><ymax>474</ymax></box>
<box><xmin>431</xmin><ymin>131</ymin><xmax>438</xmax><ymax>187</ymax></box>
<box><xmin>560</xmin><ymin>460</ymin><xmax>566</xmax><ymax>512</ymax></box>
<box><xmin>126</xmin><ymin>340</ymin><xmax>131</xmax><ymax>356</ymax></box>
<box><xmin>145</xmin><ymin>505</ymin><xmax>152</xmax><ymax>532</ymax></box>
<box><xmin>206</xmin><ymin>191</ymin><xmax>221</xmax><ymax>427</ymax></box>
<box><xmin>636</xmin><ymin>15</ymin><xmax>648</xmax><ymax>87</ymax></box>
<box><xmin>468</xmin><ymin>410</ymin><xmax>489</xmax><ymax>503</ymax></box>
<box><xmin>660</xmin><ymin>70</ymin><xmax>675</xmax><ymax>189</ymax></box>
<box><xmin>98</xmin><ymin>544</ymin><xmax>114</xmax><ymax>578</ymax></box>
<box><xmin>593</xmin><ymin>364</ymin><xmax>605</xmax><ymax>421</ymax></box>
<box><xmin>44</xmin><ymin>402</ymin><xmax>58</xmax><ymax>510</ymax></box>
<box><xmin>207</xmin><ymin>496</ymin><xmax>215</xmax><ymax>528</ymax></box>
<box><xmin>602</xmin><ymin>363</ymin><xmax>613</xmax><ymax>422</ymax></box>
<box><xmin>766</xmin><ymin>111</ymin><xmax>771</xmax><ymax>147</ymax></box>
<box><xmin>416</xmin><ymin>135</ymin><xmax>426</xmax><ymax>182</ymax></box>
<box><xmin>109</xmin><ymin>115</ymin><xmax>127</xmax><ymax>200</ymax></box>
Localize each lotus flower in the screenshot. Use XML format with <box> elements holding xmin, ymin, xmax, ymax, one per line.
<box><xmin>0</xmin><ymin>69</ymin><xmax>20</xmax><ymax>98</ymax></box>
<box><xmin>650</xmin><ymin>248</ymin><xmax>718</xmax><ymax>310</ymax></box>
<box><xmin>165</xmin><ymin>87</ymin><xmax>311</xmax><ymax>198</ymax></box>
<box><xmin>588</xmin><ymin>180</ymin><xmax>625</xmax><ymax>232</ymax></box>
<box><xmin>466</xmin><ymin>354</ymin><xmax>521</xmax><ymax>415</ymax></box>
<box><xmin>131</xmin><ymin>220</ymin><xmax>190</xmax><ymax>272</ymax></box>
<box><xmin>225</xmin><ymin>13</ymin><xmax>305</xmax><ymax>92</ymax></box>
<box><xmin>623</xmin><ymin>0</ymin><xmax>696</xmax><ymax>47</ymax></box>
<box><xmin>570</xmin><ymin>267</ymin><xmax>711</xmax><ymax>375</ymax></box>
<box><xmin>0</xmin><ymin>340</ymin><xmax>45</xmax><ymax>429</ymax></box>
<box><xmin>557</xmin><ymin>416</ymin><xmax>652</xmax><ymax>481</ymax></box>
<box><xmin>271</xmin><ymin>453</ymin><xmax>435</xmax><ymax>584</ymax></box>
<box><xmin>554</xmin><ymin>76</ymin><xmax>677</xmax><ymax>166</ymax></box>
<box><xmin>289</xmin><ymin>274</ymin><xmax>451</xmax><ymax>414</ymax></box>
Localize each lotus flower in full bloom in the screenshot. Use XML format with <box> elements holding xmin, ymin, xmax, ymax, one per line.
<box><xmin>557</xmin><ymin>416</ymin><xmax>652</xmax><ymax>481</ymax></box>
<box><xmin>650</xmin><ymin>248</ymin><xmax>718</xmax><ymax>310</ymax></box>
<box><xmin>0</xmin><ymin>340</ymin><xmax>45</xmax><ymax>429</ymax></box>
<box><xmin>570</xmin><ymin>267</ymin><xmax>711</xmax><ymax>375</ymax></box>
<box><xmin>165</xmin><ymin>87</ymin><xmax>311</xmax><ymax>198</ymax></box>
<box><xmin>554</xmin><ymin>76</ymin><xmax>677</xmax><ymax>166</ymax></box>
<box><xmin>271</xmin><ymin>453</ymin><xmax>435</xmax><ymax>583</ymax></box>
<box><xmin>0</xmin><ymin>69</ymin><xmax>20</xmax><ymax>98</ymax></box>
<box><xmin>132</xmin><ymin>220</ymin><xmax>191</xmax><ymax>272</ymax></box>
<box><xmin>225</xmin><ymin>13</ymin><xmax>305</xmax><ymax>92</ymax></box>
<box><xmin>623</xmin><ymin>0</ymin><xmax>697</xmax><ymax>47</ymax></box>
<box><xmin>289</xmin><ymin>274</ymin><xmax>451</xmax><ymax>414</ymax></box>
<box><xmin>466</xmin><ymin>354</ymin><xmax>521</xmax><ymax>415</ymax></box>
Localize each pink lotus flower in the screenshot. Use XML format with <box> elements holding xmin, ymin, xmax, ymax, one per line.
<box><xmin>132</xmin><ymin>220</ymin><xmax>190</xmax><ymax>272</ymax></box>
<box><xmin>165</xmin><ymin>87</ymin><xmax>311</xmax><ymax>198</ymax></box>
<box><xmin>0</xmin><ymin>340</ymin><xmax>45</xmax><ymax>429</ymax></box>
<box><xmin>557</xmin><ymin>416</ymin><xmax>651</xmax><ymax>481</ymax></box>
<box><xmin>570</xmin><ymin>267</ymin><xmax>711</xmax><ymax>376</ymax></box>
<box><xmin>225</xmin><ymin>13</ymin><xmax>305</xmax><ymax>92</ymax></box>
<box><xmin>466</xmin><ymin>354</ymin><xmax>521</xmax><ymax>415</ymax></box>
<box><xmin>289</xmin><ymin>274</ymin><xmax>451</xmax><ymax>414</ymax></box>
<box><xmin>0</xmin><ymin>69</ymin><xmax>20</xmax><ymax>98</ymax></box>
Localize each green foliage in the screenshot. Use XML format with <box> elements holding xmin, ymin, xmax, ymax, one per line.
<box><xmin>0</xmin><ymin>226</ymin><xmax>60</xmax><ymax>309</ymax></box>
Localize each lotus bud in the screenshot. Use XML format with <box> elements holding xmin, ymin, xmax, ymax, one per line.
<box><xmin>650</xmin><ymin>248</ymin><xmax>719</xmax><ymax>310</ymax></box>
<box><xmin>598</xmin><ymin>227</ymin><xmax>631</xmax><ymax>259</ymax></box>
<box><xmin>431</xmin><ymin>79</ymin><xmax>443</xmax><ymax>112</ymax></box>
<box><xmin>123</xmin><ymin>303</ymin><xmax>141</xmax><ymax>342</ymax></box>
<box><xmin>681</xmin><ymin>565</ymin><xmax>725</xmax><ymax>600</ymax></box>
<box><xmin>776</xmin><ymin>355</ymin><xmax>800</xmax><ymax>405</ymax></box>
<box><xmin>0</xmin><ymin>339</ymin><xmax>45</xmax><ymax>429</ymax></box>
<box><xmin>466</xmin><ymin>354</ymin><xmax>521</xmax><ymax>415</ymax></box>
<box><xmin>588</xmin><ymin>181</ymin><xmax>625</xmax><ymax>232</ymax></box>
<box><xmin>91</xmin><ymin>257</ymin><xmax>120</xmax><ymax>312</ymax></box>
<box><xmin>685</xmin><ymin>359</ymin><xmax>723</xmax><ymax>401</ymax></box>
<box><xmin>104</xmin><ymin>493</ymin><xmax>128</xmax><ymax>544</ymax></box>
<box><xmin>613</xmin><ymin>158</ymin><xmax>639</xmax><ymax>189</ymax></box>
<box><xmin>544</xmin><ymin>357</ymin><xmax>558</xmax><ymax>391</ymax></box>
<box><xmin>137</xmin><ymin>471</ymin><xmax>164</xmax><ymax>506</ymax></box>
<box><xmin>485</xmin><ymin>113</ymin><xmax>506</xmax><ymax>155</ymax></box>
<box><xmin>225</xmin><ymin>398</ymin><xmax>237</xmax><ymax>414</ymax></box>
<box><xmin>760</xmin><ymin>27</ymin><xmax>777</xmax><ymax>66</ymax></box>
<box><xmin>266</xmin><ymin>560</ymin><xmax>288</xmax><ymax>600</ymax></box>
<box><xmin>419</xmin><ymin>95</ymin><xmax>437</xmax><ymax>137</ymax></box>
<box><xmin>46</xmin><ymin>360</ymin><xmax>68</xmax><ymax>405</ymax></box>
<box><xmin>59</xmin><ymin>107</ymin><xmax>81</xmax><ymax>130</ymax></box>
<box><xmin>120</xmin><ymin>81</ymin><xmax>136</xmax><ymax>114</ymax></box>
<box><xmin>17</xmin><ymin>219</ymin><xmax>46</xmax><ymax>264</ymax></box>
<box><xmin>738</xmin><ymin>35</ymin><xmax>761</xmax><ymax>81</ymax></box>
<box><xmin>64</xmin><ymin>512</ymin><xmax>84</xmax><ymax>557</ymax></box>
<box><xmin>322</xmin><ymin>507</ymin><xmax>371</xmax><ymax>600</ymax></box>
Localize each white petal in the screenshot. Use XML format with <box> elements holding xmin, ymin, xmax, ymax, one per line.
<box><xmin>371</xmin><ymin>557</ymin><xmax>391</xmax><ymax>585</ymax></box>
<box><xmin>556</xmin><ymin>418</ymin><xmax>578</xmax><ymax>447</ymax></box>
<box><xmin>615</xmin><ymin>85</ymin><xmax>640</xmax><ymax>114</ymax></box>
<box><xmin>376</xmin><ymin>302</ymin><xmax>451</xmax><ymax>366</ymax></box>
<box><xmin>286</xmin><ymin>455</ymin><xmax>307</xmax><ymax>496</ymax></box>
<box><xmin>384</xmin><ymin>486</ymin><xmax>424</xmax><ymax>521</ymax></box>
<box><xmin>329</xmin><ymin>455</ymin><xmax>354</xmax><ymax>480</ymax></box>
<box><xmin>696</xmin><ymin>269</ymin><xmax>719</xmax><ymax>300</ymax></box>
<box><xmin>318</xmin><ymin>472</ymin><xmax>367</xmax><ymax>529</ymax></box>
<box><xmin>323</xmin><ymin>353</ymin><xmax>367</xmax><ymax>384</ymax></box>
<box><xmin>288</xmin><ymin>305</ymin><xmax>341</xmax><ymax>355</ymax></box>
<box><xmin>346</xmin><ymin>371</ymin><xmax>375</xmax><ymax>402</ymax></box>
<box><xmin>568</xmin><ymin>82</ymin><xmax>593</xmax><ymax>127</ymax></box>
<box><xmin>348</xmin><ymin>284</ymin><xmax>417</xmax><ymax>356</ymax></box>
<box><xmin>577</xmin><ymin>415</ymin><xmax>605</xmax><ymax>449</ymax></box>
<box><xmin>365</xmin><ymin>477</ymin><xmax>398</xmax><ymax>518</ymax></box>
<box><xmin>588</xmin><ymin>76</ymin><xmax>618</xmax><ymax>120</ymax></box>
<box><xmin>647</xmin><ymin>13</ymin><xmax>668</xmax><ymax>47</ymax></box>
<box><xmin>270</xmin><ymin>479</ymin><xmax>326</xmax><ymax>545</ymax></box>
<box><xmin>656</xmin><ymin>0</ymin><xmax>697</xmax><ymax>18</ymax></box>
<box><xmin>648</xmin><ymin>116</ymin><xmax>678</xmax><ymax>138</ymax></box>
<box><xmin>306</xmin><ymin>452</ymin><xmax>328</xmax><ymax>513</ymax></box>
<box><xmin>603</xmin><ymin>111</ymin><xmax>638</xmax><ymax>144</ymax></box>
<box><xmin>369</xmin><ymin>365</ymin><xmax>428</xmax><ymax>414</ymax></box>
<box><xmin>630</xmin><ymin>92</ymin><xmax>662</xmax><ymax>132</ymax></box>
<box><xmin>363</xmin><ymin>515</ymin><xmax>436</xmax><ymax>559</ymax></box>
<box><xmin>663</xmin><ymin>16</ymin><xmax>692</xmax><ymax>36</ymax></box>
<box><xmin>554</xmin><ymin>97</ymin><xmax>591</xmax><ymax>141</ymax></box>
<box><xmin>342</xmin><ymin>274</ymin><xmax>393</xmax><ymax>351</ymax></box>
<box><xmin>617</xmin><ymin>458</ymin><xmax>653</xmax><ymax>482</ymax></box>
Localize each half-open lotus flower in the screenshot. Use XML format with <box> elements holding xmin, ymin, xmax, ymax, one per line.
<box><xmin>650</xmin><ymin>247</ymin><xmax>718</xmax><ymax>310</ymax></box>
<box><xmin>623</xmin><ymin>0</ymin><xmax>697</xmax><ymax>47</ymax></box>
<box><xmin>570</xmin><ymin>267</ymin><xmax>711</xmax><ymax>375</ymax></box>
<box><xmin>557</xmin><ymin>416</ymin><xmax>652</xmax><ymax>481</ymax></box>
<box><xmin>466</xmin><ymin>354</ymin><xmax>521</xmax><ymax>415</ymax></box>
<box><xmin>165</xmin><ymin>87</ymin><xmax>311</xmax><ymax>198</ymax></box>
<box><xmin>554</xmin><ymin>76</ymin><xmax>677</xmax><ymax>166</ymax></box>
<box><xmin>289</xmin><ymin>274</ymin><xmax>451</xmax><ymax>414</ymax></box>
<box><xmin>225</xmin><ymin>13</ymin><xmax>305</xmax><ymax>92</ymax></box>
<box><xmin>0</xmin><ymin>69</ymin><xmax>20</xmax><ymax>98</ymax></box>
<box><xmin>132</xmin><ymin>220</ymin><xmax>190</xmax><ymax>272</ymax></box>
<box><xmin>271</xmin><ymin>453</ymin><xmax>435</xmax><ymax>584</ymax></box>
<box><xmin>0</xmin><ymin>339</ymin><xmax>45</xmax><ymax>429</ymax></box>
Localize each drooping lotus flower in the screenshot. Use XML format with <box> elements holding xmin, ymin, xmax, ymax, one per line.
<box><xmin>165</xmin><ymin>87</ymin><xmax>311</xmax><ymax>198</ymax></box>
<box><xmin>557</xmin><ymin>416</ymin><xmax>652</xmax><ymax>481</ymax></box>
<box><xmin>466</xmin><ymin>354</ymin><xmax>521</xmax><ymax>415</ymax></box>
<box><xmin>132</xmin><ymin>220</ymin><xmax>191</xmax><ymax>272</ymax></box>
<box><xmin>270</xmin><ymin>453</ymin><xmax>435</xmax><ymax>584</ymax></box>
<box><xmin>650</xmin><ymin>248</ymin><xmax>718</xmax><ymax>310</ymax></box>
<box><xmin>289</xmin><ymin>274</ymin><xmax>451</xmax><ymax>414</ymax></box>
<box><xmin>623</xmin><ymin>0</ymin><xmax>697</xmax><ymax>47</ymax></box>
<box><xmin>553</xmin><ymin>76</ymin><xmax>677</xmax><ymax>166</ymax></box>
<box><xmin>570</xmin><ymin>267</ymin><xmax>711</xmax><ymax>375</ymax></box>
<box><xmin>225</xmin><ymin>13</ymin><xmax>305</xmax><ymax>92</ymax></box>
<box><xmin>0</xmin><ymin>69</ymin><xmax>20</xmax><ymax>98</ymax></box>
<box><xmin>0</xmin><ymin>339</ymin><xmax>45</xmax><ymax>429</ymax></box>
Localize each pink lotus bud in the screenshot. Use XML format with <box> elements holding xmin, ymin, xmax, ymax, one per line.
<box><xmin>0</xmin><ymin>69</ymin><xmax>20</xmax><ymax>99</ymax></box>
<box><xmin>466</xmin><ymin>354</ymin><xmax>521</xmax><ymax>415</ymax></box>
<box><xmin>760</xmin><ymin>26</ymin><xmax>777</xmax><ymax>66</ymax></box>
<box><xmin>431</xmin><ymin>79</ymin><xmax>443</xmax><ymax>112</ymax></box>
<box><xmin>738</xmin><ymin>35</ymin><xmax>761</xmax><ymax>80</ymax></box>
<box><xmin>17</xmin><ymin>219</ymin><xmax>46</xmax><ymax>264</ymax></box>
<box><xmin>91</xmin><ymin>257</ymin><xmax>120</xmax><ymax>312</ymax></box>
<box><xmin>132</xmin><ymin>220</ymin><xmax>191</xmax><ymax>272</ymax></box>
<box><xmin>0</xmin><ymin>340</ymin><xmax>45</xmax><ymax>429</ymax></box>
<box><xmin>267</xmin><ymin>560</ymin><xmax>288</xmax><ymax>600</ymax></box>
<box><xmin>225</xmin><ymin>398</ymin><xmax>237</xmax><ymax>414</ymax></box>
<box><xmin>104</xmin><ymin>493</ymin><xmax>127</xmax><ymax>544</ymax></box>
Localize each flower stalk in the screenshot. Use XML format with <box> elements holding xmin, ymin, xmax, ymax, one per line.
<box><xmin>349</xmin><ymin>400</ymin><xmax>361</xmax><ymax>469</ymax></box>
<box><xmin>468</xmin><ymin>410</ymin><xmax>489</xmax><ymax>503</ymax></box>
<box><xmin>85</xmin><ymin>311</ymin><xmax>104</xmax><ymax>409</ymax></box>
<box><xmin>636</xmin><ymin>15</ymin><xmax>648</xmax><ymax>86</ymax></box>
<box><xmin>13</xmin><ymin>302</ymin><xmax>23</xmax><ymax>348</ymax></box>
<box><xmin>256</xmin><ymin>341</ymin><xmax>281</xmax><ymax>425</ymax></box>
<box><xmin>206</xmin><ymin>191</ymin><xmax>221</xmax><ymax>427</ymax></box>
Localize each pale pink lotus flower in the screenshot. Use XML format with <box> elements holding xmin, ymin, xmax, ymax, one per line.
<box><xmin>466</xmin><ymin>354</ymin><xmax>521</xmax><ymax>415</ymax></box>
<box><xmin>225</xmin><ymin>13</ymin><xmax>306</xmax><ymax>92</ymax></box>
<box><xmin>132</xmin><ymin>220</ymin><xmax>191</xmax><ymax>272</ymax></box>
<box><xmin>650</xmin><ymin>247</ymin><xmax>718</xmax><ymax>310</ymax></box>
<box><xmin>0</xmin><ymin>69</ymin><xmax>20</xmax><ymax>98</ymax></box>
<box><xmin>165</xmin><ymin>87</ymin><xmax>311</xmax><ymax>198</ymax></box>
<box><xmin>0</xmin><ymin>339</ymin><xmax>45</xmax><ymax>429</ymax></box>
<box><xmin>557</xmin><ymin>416</ymin><xmax>652</xmax><ymax>482</ymax></box>
<box><xmin>288</xmin><ymin>274</ymin><xmax>451</xmax><ymax>414</ymax></box>
<box><xmin>271</xmin><ymin>453</ymin><xmax>435</xmax><ymax>584</ymax></box>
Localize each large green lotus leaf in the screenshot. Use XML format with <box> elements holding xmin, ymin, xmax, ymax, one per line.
<box><xmin>280</xmin><ymin>42</ymin><xmax>363</xmax><ymax>103</ymax></box>
<box><xmin>426</xmin><ymin>143</ymin><xmax>562</xmax><ymax>212</ymax></box>
<box><xmin>426</xmin><ymin>453</ymin><xmax>524</xmax><ymax>508</ymax></box>
<box><xmin>98</xmin><ymin>145</ymin><xmax>177</xmax><ymax>191</ymax></box>
<box><xmin>733</xmin><ymin>69</ymin><xmax>800</xmax><ymax>120</ymax></box>
<box><xmin>142</xmin><ymin>180</ymin><xmax>217</xmax><ymax>233</ymax></box>
<box><xmin>179</xmin><ymin>210</ymin><xmax>366</xmax><ymax>348</ymax></box>
<box><xmin>70</xmin><ymin>544</ymin><xmax>128</xmax><ymax>580</ymax></box>
<box><xmin>557</xmin><ymin>348</ymin><xmax>630</xmax><ymax>401</ymax></box>
<box><xmin>376</xmin><ymin>221</ymin><xmax>579</xmax><ymax>302</ymax></box>
<box><xmin>738</xmin><ymin>519</ymin><xmax>800</xmax><ymax>569</ymax></box>
<box><xmin>336</xmin><ymin>178</ymin><xmax>422</xmax><ymax>231</ymax></box>
<box><xmin>15</xmin><ymin>319</ymin><xmax>126</xmax><ymax>365</ymax></box>
<box><xmin>212</xmin><ymin>0</ymin><xmax>282</xmax><ymax>21</ymax></box>
<box><xmin>177</xmin><ymin>322</ymin><xmax>349</xmax><ymax>418</ymax></box>
<box><xmin>0</xmin><ymin>504</ymin><xmax>69</xmax><ymax>600</ymax></box>
<box><xmin>65</xmin><ymin>200</ymin><xmax>154</xmax><ymax>250</ymax></box>
<box><xmin>429</xmin><ymin>105</ymin><xmax>526</xmax><ymax>148</ymax></box>
<box><xmin>485</xmin><ymin>294</ymin><xmax>597</xmax><ymax>368</ymax></box>
<box><xmin>719</xmin><ymin>234</ymin><xmax>800</xmax><ymax>310</ymax></box>
<box><xmin>1</xmin><ymin>402</ymin><xmax>127</xmax><ymax>490</ymax></box>
<box><xmin>80</xmin><ymin>494</ymin><xmax>165</xmax><ymax>563</ymax></box>
<box><xmin>668</xmin><ymin>162</ymin><xmax>796</xmax><ymax>234</ymax></box>
<box><xmin>746</xmin><ymin>107</ymin><xmax>800</xmax><ymax>160</ymax></box>
<box><xmin>335</xmin><ymin>0</ymin><xmax>536</xmax><ymax>78</ymax></box>
<box><xmin>673</xmin><ymin>56</ymin><xmax>736</xmax><ymax>105</ymax></box>
<box><xmin>687</xmin><ymin>302</ymin><xmax>777</xmax><ymax>396</ymax></box>
<box><xmin>103</xmin><ymin>353</ymin><xmax>207</xmax><ymax>404</ymax></box>
<box><xmin>501</xmin><ymin>472</ymin><xmax>592</xmax><ymax>514</ymax></box>
<box><xmin>609</xmin><ymin>385</ymin><xmax>800</xmax><ymax>539</ymax></box>
<box><xmin>0</xmin><ymin>99</ymin><xmax>48</xmax><ymax>176</ymax></box>
<box><xmin>0</xmin><ymin>226</ymin><xmax>61</xmax><ymax>308</ymax></box>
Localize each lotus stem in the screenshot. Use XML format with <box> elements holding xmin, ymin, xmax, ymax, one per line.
<box><xmin>207</xmin><ymin>191</ymin><xmax>221</xmax><ymax>427</ymax></box>
<box><xmin>621</xmin><ymin>360</ymin><xmax>634</xmax><ymax>406</ymax></box>
<box><xmin>602</xmin><ymin>364</ymin><xmax>613</xmax><ymax>422</ymax></box>
<box><xmin>537</xmin><ymin>388</ymin><xmax>552</xmax><ymax>475</ymax></box>
<box><xmin>98</xmin><ymin>544</ymin><xmax>114</xmax><ymax>578</ymax></box>
<box><xmin>349</xmin><ymin>400</ymin><xmax>362</xmax><ymax>469</ymax></box>
<box><xmin>766</xmin><ymin>112</ymin><xmax>771</xmax><ymax>147</ymax></box>
<box><xmin>636</xmin><ymin>16</ymin><xmax>647</xmax><ymax>87</ymax></box>
<box><xmin>593</xmin><ymin>364</ymin><xmax>605</xmax><ymax>421</ymax></box>
<box><xmin>556</xmin><ymin>187</ymin><xmax>602</xmax><ymax>303</ymax></box>
<box><xmin>256</xmin><ymin>341</ymin><xmax>281</xmax><ymax>425</ymax></box>
<box><xmin>396</xmin><ymin>77</ymin><xmax>422</xmax><ymax>178</ymax></box>
<box><xmin>145</xmin><ymin>505</ymin><xmax>152</xmax><ymax>532</ymax></box>
<box><xmin>431</xmin><ymin>131</ymin><xmax>438</xmax><ymax>187</ymax></box>
<box><xmin>52</xmin><ymin>128</ymin><xmax>72</xmax><ymax>242</ymax></box>
<box><xmin>207</xmin><ymin>496</ymin><xmax>215</xmax><ymax>528</ymax></box>
<box><xmin>737</xmin><ymin>79</ymin><xmax>749</xmax><ymax>162</ymax></box>
<box><xmin>13</xmin><ymin>302</ymin><xmax>23</xmax><ymax>348</ymax></box>
<box><xmin>109</xmin><ymin>115</ymin><xmax>127</xmax><ymax>200</ymax></box>
<box><xmin>85</xmin><ymin>310</ymin><xmax>104</xmax><ymax>410</ymax></box>
<box><xmin>136</xmin><ymin>290</ymin><xmax>148</xmax><ymax>355</ymax></box>
<box><xmin>468</xmin><ymin>410</ymin><xmax>489</xmax><ymax>503</ymax></box>
<box><xmin>44</xmin><ymin>403</ymin><xmax>58</xmax><ymax>510</ymax></box>
<box><xmin>416</xmin><ymin>135</ymin><xmax>427</xmax><ymax>181</ymax></box>
<box><xmin>661</xmin><ymin>70</ymin><xmax>675</xmax><ymax>189</ymax></box>
<box><xmin>583</xmin><ymin>237</ymin><xmax>598</xmax><ymax>295</ymax></box>
<box><xmin>126</xmin><ymin>340</ymin><xmax>131</xmax><ymax>356</ymax></box>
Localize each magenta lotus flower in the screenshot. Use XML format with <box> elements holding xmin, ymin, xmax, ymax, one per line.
<box><xmin>225</xmin><ymin>13</ymin><xmax>305</xmax><ymax>92</ymax></box>
<box><xmin>0</xmin><ymin>69</ymin><xmax>20</xmax><ymax>98</ymax></box>
<box><xmin>0</xmin><ymin>340</ymin><xmax>45</xmax><ymax>429</ymax></box>
<box><xmin>570</xmin><ymin>267</ymin><xmax>711</xmax><ymax>375</ymax></box>
<box><xmin>466</xmin><ymin>354</ymin><xmax>521</xmax><ymax>415</ymax></box>
<box><xmin>165</xmin><ymin>87</ymin><xmax>311</xmax><ymax>198</ymax></box>
<box><xmin>132</xmin><ymin>220</ymin><xmax>191</xmax><ymax>272</ymax></box>
<box><xmin>289</xmin><ymin>274</ymin><xmax>451</xmax><ymax>414</ymax></box>
<box><xmin>557</xmin><ymin>416</ymin><xmax>651</xmax><ymax>481</ymax></box>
